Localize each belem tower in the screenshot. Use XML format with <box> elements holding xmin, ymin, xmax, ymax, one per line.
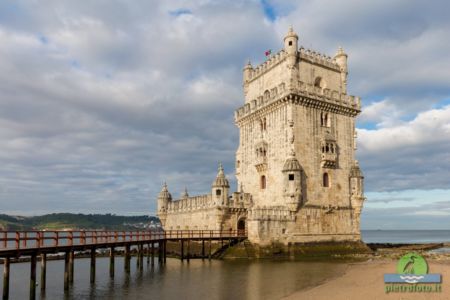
<box><xmin>157</xmin><ymin>27</ymin><xmax>366</xmax><ymax>246</ymax></box>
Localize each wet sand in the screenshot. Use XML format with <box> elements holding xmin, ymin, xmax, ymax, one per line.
<box><xmin>284</xmin><ymin>259</ymin><xmax>450</xmax><ymax>300</ymax></box>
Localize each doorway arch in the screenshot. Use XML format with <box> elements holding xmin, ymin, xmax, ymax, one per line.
<box><xmin>237</xmin><ymin>218</ymin><xmax>246</xmax><ymax>236</ymax></box>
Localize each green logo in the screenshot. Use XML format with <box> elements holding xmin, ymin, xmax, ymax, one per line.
<box><xmin>396</xmin><ymin>252</ymin><xmax>428</xmax><ymax>275</ymax></box>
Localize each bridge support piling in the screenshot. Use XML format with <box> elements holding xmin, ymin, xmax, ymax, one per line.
<box><xmin>136</xmin><ymin>246</ymin><xmax>140</xmax><ymax>269</ymax></box>
<box><xmin>69</xmin><ymin>251</ymin><xmax>74</xmax><ymax>283</ymax></box>
<box><xmin>187</xmin><ymin>239</ymin><xmax>190</xmax><ymax>262</ymax></box>
<box><xmin>124</xmin><ymin>245</ymin><xmax>130</xmax><ymax>273</ymax></box>
<box><xmin>146</xmin><ymin>243</ymin><xmax>150</xmax><ymax>265</ymax></box>
<box><xmin>30</xmin><ymin>253</ymin><xmax>37</xmax><ymax>300</ymax></box>
<box><xmin>64</xmin><ymin>252</ymin><xmax>70</xmax><ymax>291</ymax></box>
<box><xmin>180</xmin><ymin>240</ymin><xmax>184</xmax><ymax>261</ymax></box>
<box><xmin>3</xmin><ymin>257</ymin><xmax>10</xmax><ymax>300</ymax></box>
<box><xmin>138</xmin><ymin>244</ymin><xmax>144</xmax><ymax>271</ymax></box>
<box><xmin>40</xmin><ymin>254</ymin><xmax>46</xmax><ymax>292</ymax></box>
<box><xmin>109</xmin><ymin>247</ymin><xmax>115</xmax><ymax>278</ymax></box>
<box><xmin>158</xmin><ymin>240</ymin><xmax>164</xmax><ymax>264</ymax></box>
<box><xmin>202</xmin><ymin>240</ymin><xmax>205</xmax><ymax>259</ymax></box>
<box><xmin>163</xmin><ymin>240</ymin><xmax>167</xmax><ymax>264</ymax></box>
<box><xmin>90</xmin><ymin>247</ymin><xmax>96</xmax><ymax>283</ymax></box>
<box><xmin>151</xmin><ymin>243</ymin><xmax>155</xmax><ymax>266</ymax></box>
<box><xmin>208</xmin><ymin>239</ymin><xmax>212</xmax><ymax>260</ymax></box>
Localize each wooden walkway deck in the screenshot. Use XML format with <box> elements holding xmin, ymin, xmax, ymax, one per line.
<box><xmin>0</xmin><ymin>230</ymin><xmax>247</xmax><ymax>300</ymax></box>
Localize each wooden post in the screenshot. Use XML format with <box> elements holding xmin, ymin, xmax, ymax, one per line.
<box><xmin>40</xmin><ymin>253</ymin><xmax>46</xmax><ymax>292</ymax></box>
<box><xmin>69</xmin><ymin>251</ymin><xmax>74</xmax><ymax>283</ymax></box>
<box><xmin>124</xmin><ymin>244</ymin><xmax>130</xmax><ymax>273</ymax></box>
<box><xmin>146</xmin><ymin>243</ymin><xmax>150</xmax><ymax>265</ymax></box>
<box><xmin>163</xmin><ymin>240</ymin><xmax>167</xmax><ymax>264</ymax></box>
<box><xmin>90</xmin><ymin>247</ymin><xmax>96</xmax><ymax>283</ymax></box>
<box><xmin>151</xmin><ymin>243</ymin><xmax>155</xmax><ymax>266</ymax></box>
<box><xmin>202</xmin><ymin>239</ymin><xmax>205</xmax><ymax>259</ymax></box>
<box><xmin>64</xmin><ymin>252</ymin><xmax>70</xmax><ymax>291</ymax></box>
<box><xmin>159</xmin><ymin>241</ymin><xmax>162</xmax><ymax>264</ymax></box>
<box><xmin>180</xmin><ymin>240</ymin><xmax>184</xmax><ymax>261</ymax></box>
<box><xmin>136</xmin><ymin>245</ymin><xmax>140</xmax><ymax>268</ymax></box>
<box><xmin>109</xmin><ymin>247</ymin><xmax>115</xmax><ymax>278</ymax></box>
<box><xmin>208</xmin><ymin>238</ymin><xmax>212</xmax><ymax>260</ymax></box>
<box><xmin>30</xmin><ymin>253</ymin><xmax>37</xmax><ymax>300</ymax></box>
<box><xmin>3</xmin><ymin>257</ymin><xmax>10</xmax><ymax>300</ymax></box>
<box><xmin>187</xmin><ymin>239</ymin><xmax>190</xmax><ymax>262</ymax></box>
<box><xmin>140</xmin><ymin>244</ymin><xmax>144</xmax><ymax>270</ymax></box>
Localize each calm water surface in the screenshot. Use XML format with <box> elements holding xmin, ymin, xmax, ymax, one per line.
<box><xmin>362</xmin><ymin>230</ymin><xmax>450</xmax><ymax>244</ymax></box>
<box><xmin>0</xmin><ymin>257</ymin><xmax>346</xmax><ymax>300</ymax></box>
<box><xmin>3</xmin><ymin>230</ymin><xmax>450</xmax><ymax>299</ymax></box>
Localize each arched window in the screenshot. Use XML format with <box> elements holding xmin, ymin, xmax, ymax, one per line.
<box><xmin>264</xmin><ymin>90</ymin><xmax>270</xmax><ymax>100</ymax></box>
<box><xmin>216</xmin><ymin>189</ymin><xmax>221</xmax><ymax>196</ymax></box>
<box><xmin>323</xmin><ymin>173</ymin><xmax>329</xmax><ymax>187</ymax></box>
<box><xmin>260</xmin><ymin>175</ymin><xmax>266</xmax><ymax>189</ymax></box>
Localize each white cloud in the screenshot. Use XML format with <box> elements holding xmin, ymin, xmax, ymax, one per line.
<box><xmin>0</xmin><ymin>0</ymin><xmax>449</xmax><ymax>224</ymax></box>
<box><xmin>359</xmin><ymin>104</ymin><xmax>450</xmax><ymax>152</ymax></box>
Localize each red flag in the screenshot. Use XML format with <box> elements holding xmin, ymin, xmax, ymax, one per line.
<box><xmin>265</xmin><ymin>49</ymin><xmax>272</xmax><ymax>57</ymax></box>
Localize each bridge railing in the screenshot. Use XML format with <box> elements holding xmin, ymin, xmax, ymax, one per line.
<box><xmin>0</xmin><ymin>230</ymin><xmax>247</xmax><ymax>251</ymax></box>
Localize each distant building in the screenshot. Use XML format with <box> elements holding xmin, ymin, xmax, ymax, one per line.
<box><xmin>157</xmin><ymin>27</ymin><xmax>365</xmax><ymax>246</ymax></box>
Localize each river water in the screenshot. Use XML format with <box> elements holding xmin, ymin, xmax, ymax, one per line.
<box><xmin>2</xmin><ymin>230</ymin><xmax>450</xmax><ymax>299</ymax></box>
<box><xmin>0</xmin><ymin>257</ymin><xmax>347</xmax><ymax>300</ymax></box>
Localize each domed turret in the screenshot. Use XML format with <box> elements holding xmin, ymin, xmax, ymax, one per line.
<box><xmin>212</xmin><ymin>163</ymin><xmax>230</xmax><ymax>188</ymax></box>
<box><xmin>283</xmin><ymin>153</ymin><xmax>302</xmax><ymax>172</ymax></box>
<box><xmin>157</xmin><ymin>182</ymin><xmax>172</xmax><ymax>227</ymax></box>
<box><xmin>284</xmin><ymin>26</ymin><xmax>299</xmax><ymax>68</ymax></box>
<box><xmin>243</xmin><ymin>60</ymin><xmax>253</xmax><ymax>82</ymax></box>
<box><xmin>212</xmin><ymin>163</ymin><xmax>230</xmax><ymax>206</ymax></box>
<box><xmin>334</xmin><ymin>46</ymin><xmax>348</xmax><ymax>94</ymax></box>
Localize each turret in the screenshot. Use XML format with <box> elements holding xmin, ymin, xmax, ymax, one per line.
<box><xmin>282</xmin><ymin>150</ymin><xmax>302</xmax><ymax>212</ymax></box>
<box><xmin>243</xmin><ymin>60</ymin><xmax>253</xmax><ymax>97</ymax></box>
<box><xmin>284</xmin><ymin>26</ymin><xmax>298</xmax><ymax>67</ymax></box>
<box><xmin>349</xmin><ymin>160</ymin><xmax>364</xmax><ymax>199</ymax></box>
<box><xmin>157</xmin><ymin>182</ymin><xmax>172</xmax><ymax>227</ymax></box>
<box><xmin>349</xmin><ymin>160</ymin><xmax>365</xmax><ymax>232</ymax></box>
<box><xmin>334</xmin><ymin>46</ymin><xmax>348</xmax><ymax>94</ymax></box>
<box><xmin>243</xmin><ymin>60</ymin><xmax>253</xmax><ymax>83</ymax></box>
<box><xmin>212</xmin><ymin>163</ymin><xmax>230</xmax><ymax>206</ymax></box>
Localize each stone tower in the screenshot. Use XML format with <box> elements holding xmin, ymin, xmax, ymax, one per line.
<box><xmin>156</xmin><ymin>27</ymin><xmax>366</xmax><ymax>247</ymax></box>
<box><xmin>235</xmin><ymin>27</ymin><xmax>365</xmax><ymax>245</ymax></box>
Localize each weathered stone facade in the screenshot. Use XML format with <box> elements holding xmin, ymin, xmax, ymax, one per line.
<box><xmin>157</xmin><ymin>27</ymin><xmax>365</xmax><ymax>246</ymax></box>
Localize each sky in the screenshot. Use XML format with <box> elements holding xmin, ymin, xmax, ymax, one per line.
<box><xmin>0</xmin><ymin>0</ymin><xmax>449</xmax><ymax>229</ymax></box>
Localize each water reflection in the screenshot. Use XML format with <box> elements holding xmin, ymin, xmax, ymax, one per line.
<box><xmin>0</xmin><ymin>257</ymin><xmax>346</xmax><ymax>299</ymax></box>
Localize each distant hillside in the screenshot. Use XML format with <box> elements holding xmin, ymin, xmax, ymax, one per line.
<box><xmin>0</xmin><ymin>213</ymin><xmax>160</xmax><ymax>231</ymax></box>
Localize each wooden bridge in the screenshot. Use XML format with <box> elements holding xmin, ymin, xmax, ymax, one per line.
<box><xmin>0</xmin><ymin>230</ymin><xmax>247</xmax><ymax>300</ymax></box>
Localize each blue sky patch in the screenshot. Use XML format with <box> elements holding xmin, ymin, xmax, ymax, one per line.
<box><xmin>261</xmin><ymin>0</ymin><xmax>276</xmax><ymax>21</ymax></box>
<box><xmin>169</xmin><ymin>8</ymin><xmax>192</xmax><ymax>17</ymax></box>
<box><xmin>38</xmin><ymin>34</ymin><xmax>48</xmax><ymax>45</ymax></box>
